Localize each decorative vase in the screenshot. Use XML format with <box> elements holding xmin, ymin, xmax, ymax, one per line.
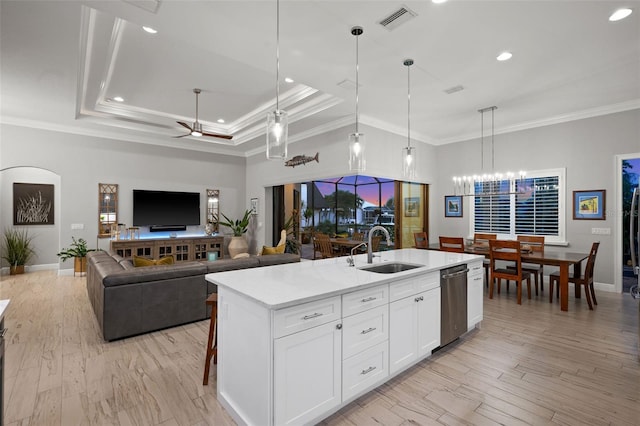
<box><xmin>204</xmin><ymin>223</ymin><xmax>214</xmax><ymax>236</ymax></box>
<box><xmin>228</xmin><ymin>236</ymin><xmax>248</xmax><ymax>259</ymax></box>
<box><xmin>9</xmin><ymin>265</ymin><xmax>25</xmax><ymax>275</ymax></box>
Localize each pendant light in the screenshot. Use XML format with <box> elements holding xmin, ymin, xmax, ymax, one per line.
<box><xmin>402</xmin><ymin>59</ymin><xmax>416</xmax><ymax>179</ymax></box>
<box><xmin>348</xmin><ymin>26</ymin><xmax>365</xmax><ymax>172</ymax></box>
<box><xmin>266</xmin><ymin>0</ymin><xmax>288</xmax><ymax>160</ymax></box>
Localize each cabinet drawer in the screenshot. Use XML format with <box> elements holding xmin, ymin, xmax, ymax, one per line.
<box><xmin>468</xmin><ymin>261</ymin><xmax>484</xmax><ymax>277</ymax></box>
<box><xmin>274</xmin><ymin>296</ymin><xmax>341</xmax><ymax>338</ymax></box>
<box><xmin>416</xmin><ymin>271</ymin><xmax>440</xmax><ymax>293</ymax></box>
<box><xmin>342</xmin><ymin>284</ymin><xmax>388</xmax><ymax>317</ymax></box>
<box><xmin>342</xmin><ymin>341</ymin><xmax>389</xmax><ymax>401</ymax></box>
<box><xmin>390</xmin><ymin>271</ymin><xmax>439</xmax><ymax>301</ymax></box>
<box><xmin>342</xmin><ymin>305</ymin><xmax>389</xmax><ymax>359</ymax></box>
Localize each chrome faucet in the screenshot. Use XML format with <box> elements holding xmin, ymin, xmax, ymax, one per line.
<box><xmin>368</xmin><ymin>226</ymin><xmax>392</xmax><ymax>264</ymax></box>
<box><xmin>347</xmin><ymin>242</ymin><xmax>367</xmax><ymax>267</ymax></box>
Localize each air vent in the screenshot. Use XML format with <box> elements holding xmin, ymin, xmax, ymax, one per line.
<box><xmin>378</xmin><ymin>6</ymin><xmax>417</xmax><ymax>31</ymax></box>
<box><xmin>444</xmin><ymin>85</ymin><xmax>465</xmax><ymax>95</ymax></box>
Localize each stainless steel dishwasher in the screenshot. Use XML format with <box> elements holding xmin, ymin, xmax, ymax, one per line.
<box><xmin>440</xmin><ymin>264</ymin><xmax>468</xmax><ymax>347</ymax></box>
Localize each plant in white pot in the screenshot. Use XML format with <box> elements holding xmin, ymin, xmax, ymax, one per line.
<box><xmin>219</xmin><ymin>209</ymin><xmax>252</xmax><ymax>258</ymax></box>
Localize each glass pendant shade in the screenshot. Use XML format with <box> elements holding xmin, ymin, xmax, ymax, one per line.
<box><xmin>402</xmin><ymin>146</ymin><xmax>416</xmax><ymax>179</ymax></box>
<box><xmin>348</xmin><ymin>132</ymin><xmax>366</xmax><ymax>172</ymax></box>
<box><xmin>266</xmin><ymin>110</ymin><xmax>288</xmax><ymax>159</ymax></box>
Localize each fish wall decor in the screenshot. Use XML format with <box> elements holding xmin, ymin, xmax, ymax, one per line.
<box><xmin>284</xmin><ymin>152</ymin><xmax>319</xmax><ymax>167</ymax></box>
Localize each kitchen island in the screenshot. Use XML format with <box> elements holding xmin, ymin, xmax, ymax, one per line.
<box><xmin>206</xmin><ymin>248</ymin><xmax>484</xmax><ymax>426</ymax></box>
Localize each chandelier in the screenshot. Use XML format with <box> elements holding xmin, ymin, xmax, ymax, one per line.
<box><xmin>453</xmin><ymin>106</ymin><xmax>526</xmax><ymax>196</ymax></box>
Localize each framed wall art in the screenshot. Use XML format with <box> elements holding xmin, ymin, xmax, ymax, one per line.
<box><xmin>573</xmin><ymin>189</ymin><xmax>606</xmax><ymax>220</ymax></box>
<box><xmin>13</xmin><ymin>182</ymin><xmax>54</xmax><ymax>225</ymax></box>
<box><xmin>404</xmin><ymin>197</ymin><xmax>419</xmax><ymax>217</ymax></box>
<box><xmin>444</xmin><ymin>195</ymin><xmax>463</xmax><ymax>218</ymax></box>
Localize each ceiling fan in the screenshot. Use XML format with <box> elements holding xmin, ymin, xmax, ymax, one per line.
<box><xmin>175</xmin><ymin>88</ymin><xmax>233</xmax><ymax>140</ymax></box>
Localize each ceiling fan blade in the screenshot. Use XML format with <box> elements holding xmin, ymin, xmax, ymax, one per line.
<box><xmin>177</xmin><ymin>121</ymin><xmax>192</xmax><ymax>131</ymax></box>
<box><xmin>202</xmin><ymin>131</ymin><xmax>233</xmax><ymax>140</ymax></box>
<box><xmin>173</xmin><ymin>133</ymin><xmax>190</xmax><ymax>138</ymax></box>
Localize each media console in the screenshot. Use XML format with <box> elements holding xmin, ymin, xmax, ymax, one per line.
<box><xmin>110</xmin><ymin>235</ymin><xmax>224</xmax><ymax>262</ymax></box>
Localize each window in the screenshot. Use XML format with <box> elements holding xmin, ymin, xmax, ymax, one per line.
<box><xmin>472</xmin><ymin>168</ymin><xmax>565</xmax><ymax>244</ymax></box>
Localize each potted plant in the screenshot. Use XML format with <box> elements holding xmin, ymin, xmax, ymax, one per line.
<box><xmin>283</xmin><ymin>212</ymin><xmax>300</xmax><ymax>255</ymax></box>
<box><xmin>1</xmin><ymin>228</ymin><xmax>35</xmax><ymax>275</ymax></box>
<box><xmin>57</xmin><ymin>237</ymin><xmax>95</xmax><ymax>275</ymax></box>
<box><xmin>219</xmin><ymin>209</ymin><xmax>252</xmax><ymax>258</ymax></box>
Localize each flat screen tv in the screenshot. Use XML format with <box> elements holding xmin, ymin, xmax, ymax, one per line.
<box><xmin>133</xmin><ymin>190</ymin><xmax>200</xmax><ymax>230</ymax></box>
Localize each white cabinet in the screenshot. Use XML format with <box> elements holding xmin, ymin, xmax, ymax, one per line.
<box><xmin>389</xmin><ymin>286</ymin><xmax>441</xmax><ymax>375</ymax></box>
<box><xmin>274</xmin><ymin>319</ymin><xmax>342</xmax><ymax>426</ymax></box>
<box><xmin>467</xmin><ymin>261</ymin><xmax>484</xmax><ymax>329</ymax></box>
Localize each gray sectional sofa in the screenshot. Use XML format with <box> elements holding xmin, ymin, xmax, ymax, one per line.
<box><xmin>86</xmin><ymin>250</ymin><xmax>300</xmax><ymax>341</ymax></box>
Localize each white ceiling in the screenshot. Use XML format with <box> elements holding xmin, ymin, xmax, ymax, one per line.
<box><xmin>1</xmin><ymin>0</ymin><xmax>639</xmax><ymax>157</ymax></box>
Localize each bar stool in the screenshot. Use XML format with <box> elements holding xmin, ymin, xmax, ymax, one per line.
<box><xmin>203</xmin><ymin>293</ymin><xmax>218</xmax><ymax>385</ymax></box>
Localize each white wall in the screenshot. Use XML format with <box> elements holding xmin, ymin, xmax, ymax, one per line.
<box><xmin>0</xmin><ymin>124</ymin><xmax>246</xmax><ymax>272</ymax></box>
<box><xmin>431</xmin><ymin>109</ymin><xmax>640</xmax><ymax>288</ymax></box>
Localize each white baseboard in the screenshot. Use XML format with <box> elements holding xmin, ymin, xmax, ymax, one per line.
<box><xmin>1</xmin><ymin>263</ymin><xmax>59</xmax><ymax>276</ymax></box>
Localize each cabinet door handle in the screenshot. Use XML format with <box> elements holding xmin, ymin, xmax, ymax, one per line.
<box><xmin>336</xmin><ymin>323</ymin><xmax>343</xmax><ymax>330</ymax></box>
<box><xmin>360</xmin><ymin>296</ymin><xmax>377</xmax><ymax>303</ymax></box>
<box><xmin>302</xmin><ymin>312</ymin><xmax>323</xmax><ymax>320</ymax></box>
<box><xmin>414</xmin><ymin>296</ymin><xmax>424</xmax><ymax>302</ymax></box>
<box><xmin>360</xmin><ymin>327</ymin><xmax>376</xmax><ymax>335</ymax></box>
<box><xmin>361</xmin><ymin>366</ymin><xmax>377</xmax><ymax>375</ymax></box>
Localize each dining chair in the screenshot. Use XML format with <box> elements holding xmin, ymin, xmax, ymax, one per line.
<box><xmin>549</xmin><ymin>241</ymin><xmax>600</xmax><ymax>310</ymax></box>
<box><xmin>516</xmin><ymin>235</ymin><xmax>545</xmax><ymax>296</ymax></box>
<box><xmin>370</xmin><ymin>235</ymin><xmax>382</xmax><ymax>252</ymax></box>
<box><xmin>314</xmin><ymin>233</ymin><xmax>336</xmax><ymax>259</ymax></box>
<box><xmin>352</xmin><ymin>232</ymin><xmax>365</xmax><ymax>241</ymax></box>
<box><xmin>489</xmin><ymin>239</ymin><xmax>532</xmax><ymax>305</ymax></box>
<box><xmin>413</xmin><ymin>232</ymin><xmax>428</xmax><ymax>248</ymax></box>
<box><xmin>474</xmin><ymin>233</ymin><xmax>497</xmax><ymax>286</ymax></box>
<box><xmin>439</xmin><ymin>236</ymin><xmax>465</xmax><ymax>253</ymax></box>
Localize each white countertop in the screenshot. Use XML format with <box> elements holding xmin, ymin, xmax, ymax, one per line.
<box><xmin>0</xmin><ymin>299</ymin><xmax>9</xmax><ymax>321</ymax></box>
<box><xmin>206</xmin><ymin>249</ymin><xmax>483</xmax><ymax>309</ymax></box>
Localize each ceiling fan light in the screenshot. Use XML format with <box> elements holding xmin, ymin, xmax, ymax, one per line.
<box><xmin>267</xmin><ymin>110</ymin><xmax>288</xmax><ymax>159</ymax></box>
<box><xmin>142</xmin><ymin>26</ymin><xmax>157</xmax><ymax>34</ymax></box>
<box><xmin>496</xmin><ymin>51</ymin><xmax>513</xmax><ymax>61</ymax></box>
<box><xmin>191</xmin><ymin>122</ymin><xmax>202</xmax><ymax>137</ymax></box>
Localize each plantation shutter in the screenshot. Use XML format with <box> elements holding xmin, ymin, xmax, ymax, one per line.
<box><xmin>515</xmin><ymin>176</ymin><xmax>559</xmax><ymax>236</ymax></box>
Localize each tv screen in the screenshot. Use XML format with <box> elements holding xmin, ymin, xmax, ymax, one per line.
<box><xmin>133</xmin><ymin>190</ymin><xmax>200</xmax><ymax>227</ymax></box>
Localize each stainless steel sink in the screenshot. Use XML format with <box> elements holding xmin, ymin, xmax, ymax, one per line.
<box><xmin>359</xmin><ymin>262</ymin><xmax>422</xmax><ymax>274</ymax></box>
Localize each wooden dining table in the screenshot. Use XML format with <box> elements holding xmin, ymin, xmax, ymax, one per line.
<box><xmin>329</xmin><ymin>238</ymin><xmax>366</xmax><ymax>255</ymax></box>
<box><xmin>425</xmin><ymin>243</ymin><xmax>590</xmax><ymax>312</ymax></box>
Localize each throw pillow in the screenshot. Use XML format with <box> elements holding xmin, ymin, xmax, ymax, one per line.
<box><xmin>261</xmin><ymin>244</ymin><xmax>285</xmax><ymax>255</ymax></box>
<box><xmin>133</xmin><ymin>255</ymin><xmax>175</xmax><ymax>267</ymax></box>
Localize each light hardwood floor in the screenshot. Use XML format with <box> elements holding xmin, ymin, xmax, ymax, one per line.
<box><xmin>1</xmin><ymin>271</ymin><xmax>638</xmax><ymax>425</ymax></box>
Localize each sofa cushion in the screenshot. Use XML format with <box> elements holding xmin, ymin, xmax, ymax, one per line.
<box><xmin>103</xmin><ymin>262</ymin><xmax>206</xmax><ymax>287</ymax></box>
<box><xmin>257</xmin><ymin>253</ymin><xmax>300</xmax><ymax>267</ymax></box>
<box><xmin>205</xmin><ymin>257</ymin><xmax>260</xmax><ymax>273</ymax></box>
<box><xmin>261</xmin><ymin>244</ymin><xmax>285</xmax><ymax>255</ymax></box>
<box><xmin>133</xmin><ymin>255</ymin><xmax>175</xmax><ymax>267</ymax></box>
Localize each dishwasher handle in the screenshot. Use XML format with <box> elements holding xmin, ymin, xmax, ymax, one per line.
<box><xmin>441</xmin><ymin>269</ymin><xmax>469</xmax><ymax>280</ymax></box>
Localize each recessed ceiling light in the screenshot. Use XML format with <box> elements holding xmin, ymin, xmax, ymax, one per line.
<box><xmin>284</xmin><ymin>77</ymin><xmax>294</xmax><ymax>83</ymax></box>
<box><xmin>432</xmin><ymin>0</ymin><xmax>448</xmax><ymax>4</ymax></box>
<box><xmin>217</xmin><ymin>119</ymin><xmax>225</xmax><ymax>124</ymax></box>
<box><xmin>496</xmin><ymin>51</ymin><xmax>513</xmax><ymax>61</ymax></box>
<box><xmin>113</xmin><ymin>96</ymin><xmax>124</xmax><ymax>102</ymax></box>
<box><xmin>609</xmin><ymin>8</ymin><xmax>632</xmax><ymax>21</ymax></box>
<box><xmin>142</xmin><ymin>26</ymin><xmax>158</xmax><ymax>34</ymax></box>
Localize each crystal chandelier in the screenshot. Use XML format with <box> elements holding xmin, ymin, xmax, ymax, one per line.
<box><xmin>453</xmin><ymin>106</ymin><xmax>526</xmax><ymax>196</ymax></box>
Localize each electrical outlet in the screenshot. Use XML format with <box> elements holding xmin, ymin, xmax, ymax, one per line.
<box><xmin>71</xmin><ymin>223</ymin><xmax>84</xmax><ymax>230</ymax></box>
<box><xmin>591</xmin><ymin>227</ymin><xmax>610</xmax><ymax>235</ymax></box>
